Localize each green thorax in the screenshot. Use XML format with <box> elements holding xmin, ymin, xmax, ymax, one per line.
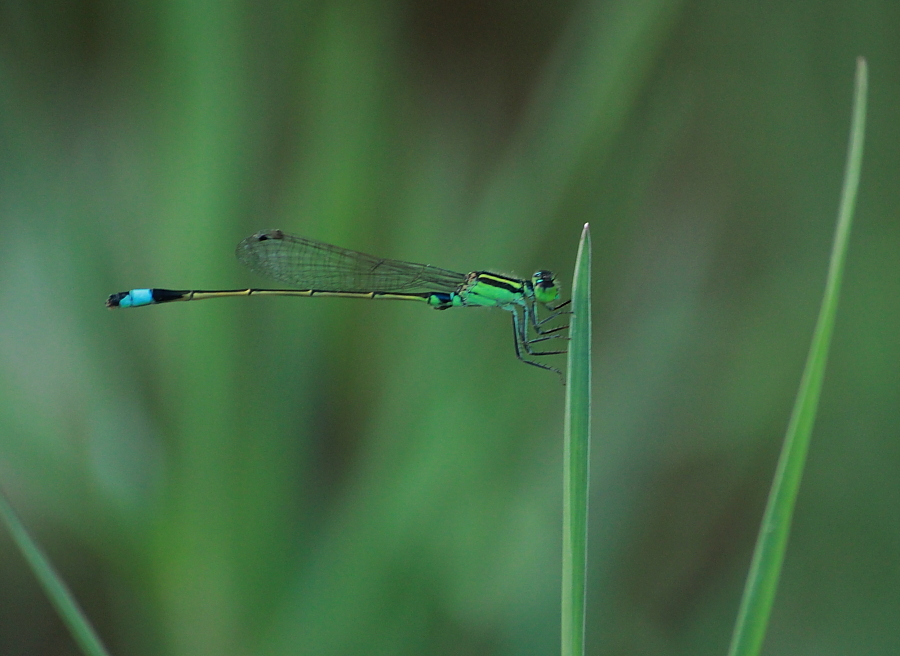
<box><xmin>425</xmin><ymin>270</ymin><xmax>560</xmax><ymax>310</ymax></box>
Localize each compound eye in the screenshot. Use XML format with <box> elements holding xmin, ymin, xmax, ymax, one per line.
<box><xmin>533</xmin><ymin>270</ymin><xmax>555</xmax><ymax>288</ymax></box>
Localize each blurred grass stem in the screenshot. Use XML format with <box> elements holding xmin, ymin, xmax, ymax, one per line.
<box><xmin>727</xmin><ymin>57</ymin><xmax>867</xmax><ymax>656</ymax></box>
<box><xmin>0</xmin><ymin>489</ymin><xmax>112</xmax><ymax>656</ymax></box>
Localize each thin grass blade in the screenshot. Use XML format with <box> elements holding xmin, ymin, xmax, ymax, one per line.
<box><xmin>727</xmin><ymin>57</ymin><xmax>867</xmax><ymax>656</ymax></box>
<box><xmin>562</xmin><ymin>223</ymin><xmax>592</xmax><ymax>656</ymax></box>
<box><xmin>0</xmin><ymin>488</ymin><xmax>112</xmax><ymax>656</ymax></box>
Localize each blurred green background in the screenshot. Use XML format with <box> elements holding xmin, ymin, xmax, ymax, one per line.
<box><xmin>1</xmin><ymin>1</ymin><xmax>897</xmax><ymax>654</ymax></box>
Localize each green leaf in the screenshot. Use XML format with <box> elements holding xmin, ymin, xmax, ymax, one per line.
<box><xmin>0</xmin><ymin>489</ymin><xmax>112</xmax><ymax>656</ymax></box>
<box><xmin>562</xmin><ymin>223</ymin><xmax>592</xmax><ymax>656</ymax></box>
<box><xmin>727</xmin><ymin>57</ymin><xmax>868</xmax><ymax>656</ymax></box>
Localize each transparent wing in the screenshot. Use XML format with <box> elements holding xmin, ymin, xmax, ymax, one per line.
<box><xmin>235</xmin><ymin>230</ymin><xmax>468</xmax><ymax>294</ymax></box>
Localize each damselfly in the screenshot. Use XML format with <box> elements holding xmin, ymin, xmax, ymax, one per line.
<box><xmin>107</xmin><ymin>230</ymin><xmax>570</xmax><ymax>377</ymax></box>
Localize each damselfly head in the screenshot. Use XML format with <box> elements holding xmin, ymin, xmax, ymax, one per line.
<box><xmin>532</xmin><ymin>270</ymin><xmax>560</xmax><ymax>303</ymax></box>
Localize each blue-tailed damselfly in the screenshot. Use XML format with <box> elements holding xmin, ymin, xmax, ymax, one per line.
<box><xmin>107</xmin><ymin>230</ymin><xmax>570</xmax><ymax>377</ymax></box>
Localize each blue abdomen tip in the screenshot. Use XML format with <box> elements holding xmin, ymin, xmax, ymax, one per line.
<box><xmin>121</xmin><ymin>289</ymin><xmax>155</xmax><ymax>308</ymax></box>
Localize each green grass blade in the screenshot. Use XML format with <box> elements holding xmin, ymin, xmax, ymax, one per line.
<box><xmin>562</xmin><ymin>223</ymin><xmax>592</xmax><ymax>656</ymax></box>
<box><xmin>727</xmin><ymin>57</ymin><xmax>868</xmax><ymax>656</ymax></box>
<box><xmin>0</xmin><ymin>488</ymin><xmax>112</xmax><ymax>656</ymax></box>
